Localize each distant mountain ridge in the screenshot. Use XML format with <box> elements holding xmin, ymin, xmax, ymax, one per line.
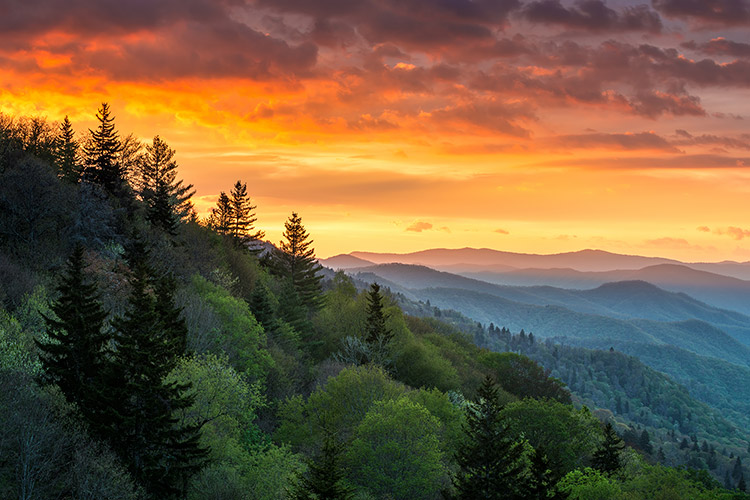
<box><xmin>341</xmin><ymin>247</ymin><xmax>750</xmax><ymax>279</ymax></box>
<box><xmin>349</xmin><ymin>247</ymin><xmax>682</xmax><ymax>272</ymax></box>
<box><xmin>349</xmin><ymin>262</ymin><xmax>750</xmax><ymax>347</ymax></box>
<box><xmin>331</xmin><ymin>247</ymin><xmax>750</xmax><ymax>315</ymax></box>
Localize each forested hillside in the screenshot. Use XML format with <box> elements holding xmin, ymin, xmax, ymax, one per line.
<box><xmin>2</xmin><ymin>107</ymin><xmax>749</xmax><ymax>499</ymax></box>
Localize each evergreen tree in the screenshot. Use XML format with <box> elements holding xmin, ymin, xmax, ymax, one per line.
<box><xmin>36</xmin><ymin>244</ymin><xmax>109</xmax><ymax>419</ymax></box>
<box><xmin>273</xmin><ymin>212</ymin><xmax>323</xmax><ymax>311</ymax></box>
<box><xmin>639</xmin><ymin>429</ymin><xmax>653</xmax><ymax>454</ymax></box>
<box><xmin>291</xmin><ymin>434</ymin><xmax>354</xmax><ymax>500</ymax></box>
<box><xmin>83</xmin><ymin>103</ymin><xmax>124</xmax><ymax>196</ymax></box>
<box><xmin>54</xmin><ymin>116</ymin><xmax>81</xmax><ymax>183</ymax></box>
<box><xmin>138</xmin><ymin>136</ymin><xmax>195</xmax><ymax>234</ymax></box>
<box><xmin>364</xmin><ymin>283</ymin><xmax>392</xmax><ymax>345</ymax></box>
<box><xmin>454</xmin><ymin>375</ymin><xmax>529</xmax><ymax>500</ymax></box>
<box><xmin>104</xmin><ymin>239</ymin><xmax>206</xmax><ymax>498</ymax></box>
<box><xmin>527</xmin><ymin>446</ymin><xmax>557</xmax><ymax>499</ymax></box>
<box><xmin>592</xmin><ymin>423</ymin><xmax>624</xmax><ymax>475</ymax></box>
<box><xmin>208</xmin><ymin>191</ymin><xmax>232</xmax><ymax>235</ymax></box>
<box><xmin>249</xmin><ymin>280</ymin><xmax>278</xmax><ymax>333</ymax></box>
<box><xmin>228</xmin><ymin>180</ymin><xmax>264</xmax><ymax>249</ymax></box>
<box><xmin>734</xmin><ymin>457</ymin><xmax>744</xmax><ymax>482</ymax></box>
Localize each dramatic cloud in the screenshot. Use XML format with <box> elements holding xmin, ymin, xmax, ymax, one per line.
<box><xmin>3</xmin><ymin>0</ymin><xmax>750</xmax><ymax>260</ymax></box>
<box><xmin>673</xmin><ymin>130</ymin><xmax>750</xmax><ymax>150</ymax></box>
<box><xmin>653</xmin><ymin>0</ymin><xmax>750</xmax><ymax>25</ymax></box>
<box><xmin>523</xmin><ymin>0</ymin><xmax>662</xmax><ymax>32</ymax></box>
<box><xmin>683</xmin><ymin>38</ymin><xmax>750</xmax><ymax>57</ymax></box>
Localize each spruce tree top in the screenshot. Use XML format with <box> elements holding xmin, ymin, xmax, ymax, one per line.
<box><xmin>84</xmin><ymin>102</ymin><xmax>124</xmax><ymax>195</ymax></box>
<box><xmin>365</xmin><ymin>283</ymin><xmax>392</xmax><ymax>345</ymax></box>
<box><xmin>275</xmin><ymin>211</ymin><xmax>323</xmax><ymax>310</ymax></box>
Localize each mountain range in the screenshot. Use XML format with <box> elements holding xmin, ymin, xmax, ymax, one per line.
<box><xmin>322</xmin><ymin>249</ymin><xmax>750</xmax><ymax>315</ymax></box>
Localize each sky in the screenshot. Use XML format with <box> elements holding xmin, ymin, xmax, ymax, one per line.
<box><xmin>2</xmin><ymin>0</ymin><xmax>750</xmax><ymax>261</ymax></box>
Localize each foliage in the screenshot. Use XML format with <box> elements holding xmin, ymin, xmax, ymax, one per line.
<box><xmin>500</xmin><ymin>398</ymin><xmax>602</xmax><ymax>479</ymax></box>
<box><xmin>346</xmin><ymin>398</ymin><xmax>447</xmax><ymax>500</ymax></box>
<box><xmin>276</xmin><ymin>364</ymin><xmax>407</xmax><ymax>451</ymax></box>
<box><xmin>558</xmin><ymin>468</ymin><xmax>624</xmax><ymax>500</ymax></box>
<box><xmin>480</xmin><ymin>351</ymin><xmax>571</xmax><ymax>403</ymax></box>
<box><xmin>188</xmin><ymin>274</ymin><xmax>273</xmax><ymax>378</ymax></box>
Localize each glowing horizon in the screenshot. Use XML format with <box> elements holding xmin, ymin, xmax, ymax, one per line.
<box><xmin>3</xmin><ymin>0</ymin><xmax>750</xmax><ymax>262</ymax></box>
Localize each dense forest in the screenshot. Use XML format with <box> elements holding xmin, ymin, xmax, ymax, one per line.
<box><xmin>2</xmin><ymin>105</ymin><xmax>750</xmax><ymax>499</ymax></box>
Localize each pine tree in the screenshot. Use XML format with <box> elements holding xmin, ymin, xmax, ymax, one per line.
<box><xmin>454</xmin><ymin>375</ymin><xmax>529</xmax><ymax>499</ymax></box>
<box><xmin>36</xmin><ymin>244</ymin><xmax>109</xmax><ymax>420</ymax></box>
<box><xmin>527</xmin><ymin>446</ymin><xmax>556</xmax><ymax>499</ymax></box>
<box><xmin>228</xmin><ymin>180</ymin><xmax>264</xmax><ymax>249</ymax></box>
<box><xmin>138</xmin><ymin>136</ymin><xmax>195</xmax><ymax>234</ymax></box>
<box><xmin>273</xmin><ymin>212</ymin><xmax>323</xmax><ymax>311</ymax></box>
<box><xmin>364</xmin><ymin>283</ymin><xmax>392</xmax><ymax>345</ymax></box>
<box><xmin>208</xmin><ymin>192</ymin><xmax>232</xmax><ymax>235</ymax></box>
<box><xmin>734</xmin><ymin>457</ymin><xmax>744</xmax><ymax>482</ymax></box>
<box><xmin>639</xmin><ymin>429</ymin><xmax>653</xmax><ymax>454</ymax></box>
<box><xmin>105</xmin><ymin>238</ymin><xmax>206</xmax><ymax>498</ymax></box>
<box><xmin>83</xmin><ymin>103</ymin><xmax>124</xmax><ymax>196</ymax></box>
<box><xmin>249</xmin><ymin>280</ymin><xmax>278</xmax><ymax>333</ymax></box>
<box><xmin>592</xmin><ymin>422</ymin><xmax>624</xmax><ymax>475</ymax></box>
<box><xmin>291</xmin><ymin>434</ymin><xmax>354</xmax><ymax>500</ymax></box>
<box><xmin>54</xmin><ymin>116</ymin><xmax>81</xmax><ymax>183</ymax></box>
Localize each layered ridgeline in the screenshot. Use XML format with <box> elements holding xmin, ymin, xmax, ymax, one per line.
<box><xmin>327</xmin><ymin>249</ymin><xmax>750</xmax><ymax>316</ymax></box>
<box><xmin>344</xmin><ymin>263</ymin><xmax>750</xmax><ymax>419</ymax></box>
<box><xmin>2</xmin><ymin>107</ymin><xmax>750</xmax><ymax>498</ymax></box>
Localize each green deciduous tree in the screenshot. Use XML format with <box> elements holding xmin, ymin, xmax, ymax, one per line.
<box><xmin>558</xmin><ymin>468</ymin><xmax>623</xmax><ymax>500</ymax></box>
<box><xmin>500</xmin><ymin>398</ymin><xmax>601</xmax><ymax>481</ymax></box>
<box><xmin>276</xmin><ymin>364</ymin><xmax>406</xmax><ymax>451</ymax></box>
<box><xmin>454</xmin><ymin>375</ymin><xmax>529</xmax><ymax>500</ymax></box>
<box><xmin>347</xmin><ymin>398</ymin><xmax>447</xmax><ymax>500</ymax></box>
<box><xmin>480</xmin><ymin>351</ymin><xmax>571</xmax><ymax>404</ymax></box>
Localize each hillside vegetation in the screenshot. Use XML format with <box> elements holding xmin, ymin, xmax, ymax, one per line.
<box><xmin>1</xmin><ymin>107</ymin><xmax>749</xmax><ymax>499</ymax></box>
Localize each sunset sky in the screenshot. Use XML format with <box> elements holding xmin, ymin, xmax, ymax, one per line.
<box><xmin>2</xmin><ymin>0</ymin><xmax>750</xmax><ymax>261</ymax></box>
